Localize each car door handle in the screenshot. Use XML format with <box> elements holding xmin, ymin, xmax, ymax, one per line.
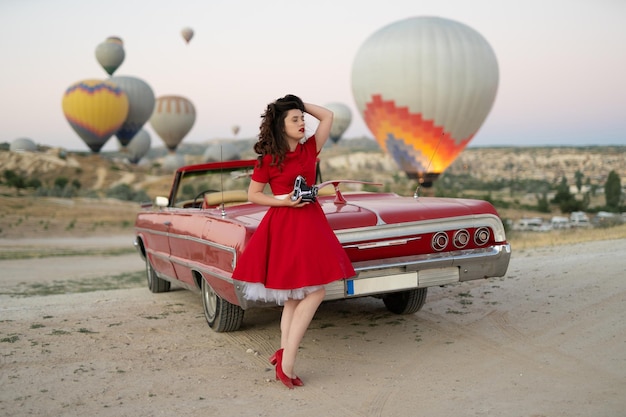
<box><xmin>163</xmin><ymin>221</ymin><xmax>172</xmax><ymax>226</ymax></box>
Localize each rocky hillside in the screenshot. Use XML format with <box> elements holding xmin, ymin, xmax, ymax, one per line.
<box><xmin>1</xmin><ymin>143</ymin><xmax>624</xmax><ymax>239</ymax></box>
<box><xmin>447</xmin><ymin>146</ymin><xmax>626</xmax><ymax>185</ymax></box>
<box><xmin>2</xmin><ymin>143</ymin><xmax>624</xmax><ymax>195</ymax></box>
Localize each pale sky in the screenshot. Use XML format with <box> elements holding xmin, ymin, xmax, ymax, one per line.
<box><xmin>1</xmin><ymin>0</ymin><xmax>625</xmax><ymax>152</ymax></box>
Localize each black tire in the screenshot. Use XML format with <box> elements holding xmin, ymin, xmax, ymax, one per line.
<box><xmin>146</xmin><ymin>257</ymin><xmax>171</xmax><ymax>293</ymax></box>
<box><xmin>382</xmin><ymin>288</ymin><xmax>428</xmax><ymax>314</ymax></box>
<box><xmin>201</xmin><ymin>278</ymin><xmax>245</xmax><ymax>332</ymax></box>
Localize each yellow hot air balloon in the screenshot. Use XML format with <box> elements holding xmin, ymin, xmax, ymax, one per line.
<box><xmin>62</xmin><ymin>79</ymin><xmax>129</xmax><ymax>152</ymax></box>
<box><xmin>325</xmin><ymin>102</ymin><xmax>352</xmax><ymax>144</ymax></box>
<box><xmin>351</xmin><ymin>16</ymin><xmax>499</xmax><ymax>186</ymax></box>
<box><xmin>181</xmin><ymin>27</ymin><xmax>194</xmax><ymax>44</ymax></box>
<box><xmin>150</xmin><ymin>95</ymin><xmax>196</xmax><ymax>152</ymax></box>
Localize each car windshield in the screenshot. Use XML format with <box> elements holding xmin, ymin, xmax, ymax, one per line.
<box><xmin>172</xmin><ymin>166</ymin><xmax>254</xmax><ymax>208</ymax></box>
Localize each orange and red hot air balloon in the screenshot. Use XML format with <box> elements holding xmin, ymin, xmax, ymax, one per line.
<box><xmin>351</xmin><ymin>16</ymin><xmax>499</xmax><ymax>186</ymax></box>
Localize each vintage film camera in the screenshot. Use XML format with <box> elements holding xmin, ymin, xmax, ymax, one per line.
<box><xmin>290</xmin><ymin>175</ymin><xmax>318</xmax><ymax>202</ymax></box>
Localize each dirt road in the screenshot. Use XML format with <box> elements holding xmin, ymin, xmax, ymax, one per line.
<box><xmin>1</xmin><ymin>236</ymin><xmax>625</xmax><ymax>417</ymax></box>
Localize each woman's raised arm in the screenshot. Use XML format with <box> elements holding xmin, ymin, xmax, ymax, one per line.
<box><xmin>304</xmin><ymin>102</ymin><xmax>334</xmax><ymax>152</ymax></box>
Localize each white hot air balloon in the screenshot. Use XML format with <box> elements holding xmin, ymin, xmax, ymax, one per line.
<box><xmin>95</xmin><ymin>36</ymin><xmax>125</xmax><ymax>76</ymax></box>
<box><xmin>351</xmin><ymin>16</ymin><xmax>499</xmax><ymax>185</ymax></box>
<box><xmin>325</xmin><ymin>102</ymin><xmax>352</xmax><ymax>144</ymax></box>
<box><xmin>181</xmin><ymin>27</ymin><xmax>194</xmax><ymax>44</ymax></box>
<box><xmin>150</xmin><ymin>95</ymin><xmax>196</xmax><ymax>152</ymax></box>
<box><xmin>124</xmin><ymin>129</ymin><xmax>151</xmax><ymax>164</ymax></box>
<box><xmin>10</xmin><ymin>137</ymin><xmax>37</xmax><ymax>152</ymax></box>
<box><xmin>162</xmin><ymin>153</ymin><xmax>186</xmax><ymax>172</ymax></box>
<box><xmin>109</xmin><ymin>75</ymin><xmax>156</xmax><ymax>147</ymax></box>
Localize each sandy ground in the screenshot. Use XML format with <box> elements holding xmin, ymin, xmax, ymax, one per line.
<box><xmin>0</xmin><ymin>235</ymin><xmax>625</xmax><ymax>417</ymax></box>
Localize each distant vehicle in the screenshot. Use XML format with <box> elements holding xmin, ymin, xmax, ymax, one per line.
<box><xmin>593</xmin><ymin>211</ymin><xmax>624</xmax><ymax>226</ymax></box>
<box><xmin>134</xmin><ymin>159</ymin><xmax>511</xmax><ymax>332</ymax></box>
<box><xmin>550</xmin><ymin>216</ymin><xmax>570</xmax><ymax>229</ymax></box>
<box><xmin>513</xmin><ymin>217</ymin><xmax>548</xmax><ymax>232</ymax></box>
<box><xmin>570</xmin><ymin>211</ymin><xmax>591</xmax><ymax>228</ymax></box>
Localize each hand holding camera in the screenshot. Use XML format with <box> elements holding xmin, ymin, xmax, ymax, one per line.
<box><xmin>290</xmin><ymin>175</ymin><xmax>318</xmax><ymax>203</ymax></box>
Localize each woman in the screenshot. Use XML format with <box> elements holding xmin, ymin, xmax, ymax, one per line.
<box><xmin>232</xmin><ymin>94</ymin><xmax>356</xmax><ymax>389</ymax></box>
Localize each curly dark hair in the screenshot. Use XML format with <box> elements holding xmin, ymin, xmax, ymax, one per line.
<box><xmin>254</xmin><ymin>94</ymin><xmax>305</xmax><ymax>168</ymax></box>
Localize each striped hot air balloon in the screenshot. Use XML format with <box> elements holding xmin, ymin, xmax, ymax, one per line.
<box><xmin>150</xmin><ymin>95</ymin><xmax>196</xmax><ymax>152</ymax></box>
<box><xmin>351</xmin><ymin>16</ymin><xmax>499</xmax><ymax>186</ymax></box>
<box><xmin>61</xmin><ymin>79</ymin><xmax>129</xmax><ymax>152</ymax></box>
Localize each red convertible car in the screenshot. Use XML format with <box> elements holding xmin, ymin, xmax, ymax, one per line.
<box><xmin>134</xmin><ymin>159</ymin><xmax>511</xmax><ymax>332</ymax></box>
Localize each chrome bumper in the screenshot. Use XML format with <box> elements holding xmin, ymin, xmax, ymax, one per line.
<box><xmin>323</xmin><ymin>243</ymin><xmax>511</xmax><ymax>300</ymax></box>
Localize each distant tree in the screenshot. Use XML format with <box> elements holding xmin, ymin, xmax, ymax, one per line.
<box><xmin>106</xmin><ymin>183</ymin><xmax>150</xmax><ymax>202</ymax></box>
<box><xmin>604</xmin><ymin>170</ymin><xmax>621</xmax><ymax>211</ymax></box>
<box><xmin>3</xmin><ymin>170</ymin><xmax>26</xmax><ymax>193</ymax></box>
<box><xmin>54</xmin><ymin>177</ymin><xmax>69</xmax><ymax>189</ymax></box>
<box><xmin>551</xmin><ymin>176</ymin><xmax>572</xmax><ymax>205</ymax></box>
<box><xmin>574</xmin><ymin>170</ymin><xmax>583</xmax><ymax>193</ymax></box>
<box><xmin>26</xmin><ymin>178</ymin><xmax>42</xmax><ymax>189</ymax></box>
<box><xmin>107</xmin><ymin>184</ymin><xmax>134</xmax><ymax>201</ymax></box>
<box><xmin>552</xmin><ymin>176</ymin><xmax>583</xmax><ymax>213</ymax></box>
<box><xmin>2</xmin><ymin>169</ymin><xmax>15</xmax><ymax>185</ymax></box>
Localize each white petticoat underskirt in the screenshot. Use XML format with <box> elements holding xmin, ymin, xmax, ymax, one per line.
<box><xmin>242</xmin><ymin>283</ymin><xmax>325</xmax><ymax>306</ymax></box>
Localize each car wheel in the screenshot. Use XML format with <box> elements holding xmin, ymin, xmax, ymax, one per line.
<box><xmin>146</xmin><ymin>257</ymin><xmax>171</xmax><ymax>293</ymax></box>
<box><xmin>201</xmin><ymin>278</ymin><xmax>245</xmax><ymax>332</ymax></box>
<box><xmin>382</xmin><ymin>288</ymin><xmax>428</xmax><ymax>314</ymax></box>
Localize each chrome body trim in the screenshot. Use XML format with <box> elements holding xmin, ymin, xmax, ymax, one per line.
<box><xmin>333</xmin><ymin>214</ymin><xmax>507</xmax><ymax>244</ymax></box>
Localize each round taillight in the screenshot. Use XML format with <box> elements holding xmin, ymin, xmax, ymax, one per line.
<box><xmin>474</xmin><ymin>227</ymin><xmax>491</xmax><ymax>246</ymax></box>
<box><xmin>453</xmin><ymin>229</ymin><xmax>470</xmax><ymax>248</ymax></box>
<box><xmin>432</xmin><ymin>232</ymin><xmax>448</xmax><ymax>251</ymax></box>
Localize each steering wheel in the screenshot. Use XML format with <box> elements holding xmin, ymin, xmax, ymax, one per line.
<box><xmin>193</xmin><ymin>189</ymin><xmax>219</xmax><ymax>207</ymax></box>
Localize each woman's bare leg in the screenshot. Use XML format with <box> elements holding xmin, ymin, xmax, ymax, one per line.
<box><xmin>280</xmin><ymin>300</ymin><xmax>297</xmax><ymax>349</ymax></box>
<box><xmin>281</xmin><ymin>288</ymin><xmax>326</xmax><ymax>378</ymax></box>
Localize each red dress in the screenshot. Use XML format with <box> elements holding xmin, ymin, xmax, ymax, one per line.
<box><xmin>232</xmin><ymin>137</ymin><xmax>356</xmax><ymax>305</ymax></box>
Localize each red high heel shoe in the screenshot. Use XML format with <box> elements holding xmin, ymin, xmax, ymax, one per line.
<box><xmin>271</xmin><ymin>349</ymin><xmax>303</xmax><ymax>387</ymax></box>
<box><xmin>275</xmin><ymin>360</ymin><xmax>294</xmax><ymax>389</ymax></box>
<box><xmin>269</xmin><ymin>349</ymin><xmax>280</xmax><ymax>365</ymax></box>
